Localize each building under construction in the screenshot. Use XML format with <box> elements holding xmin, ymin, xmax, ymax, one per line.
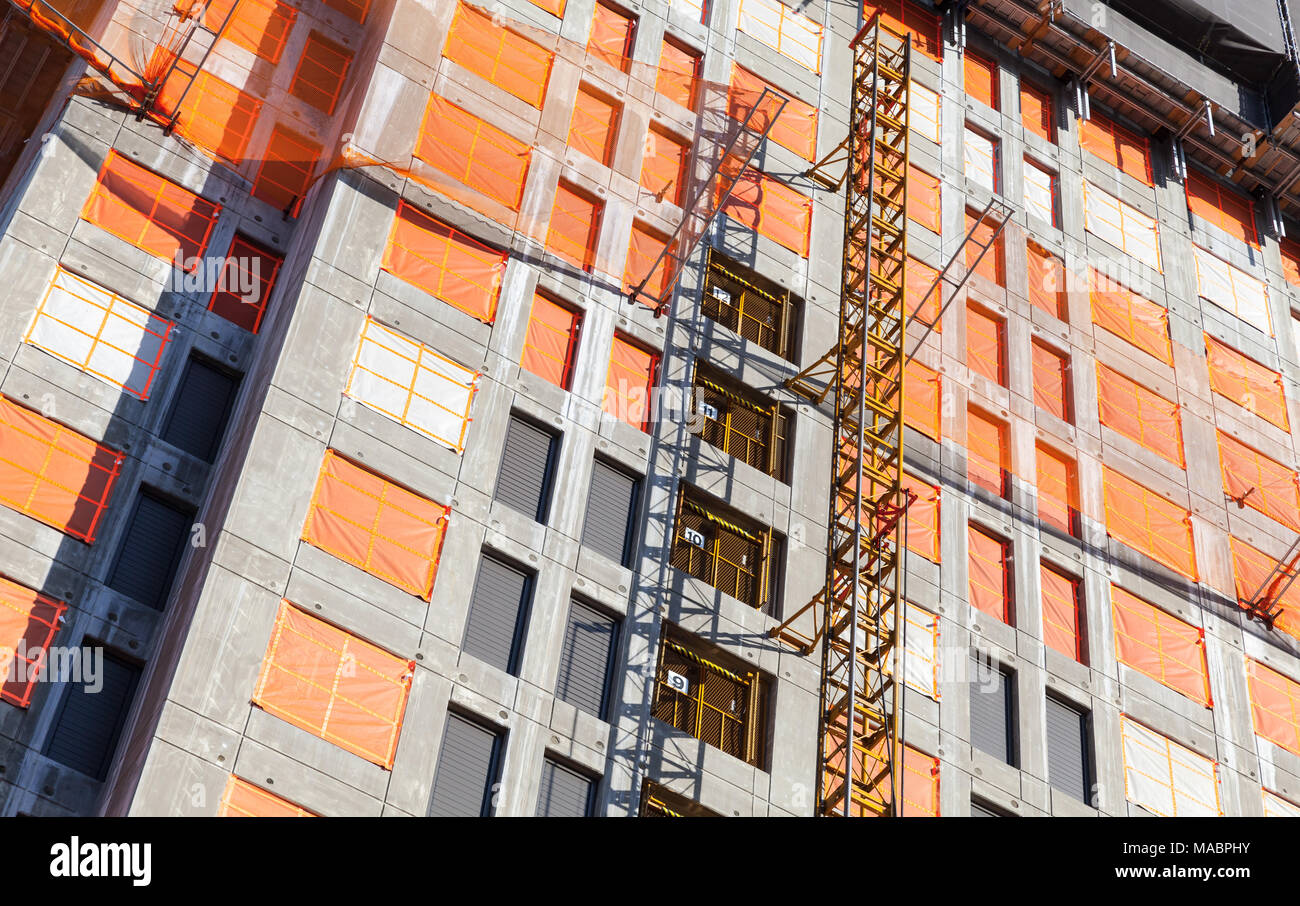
<box><xmin>3</xmin><ymin>0</ymin><xmax>1300</xmax><ymax>818</ymax></box>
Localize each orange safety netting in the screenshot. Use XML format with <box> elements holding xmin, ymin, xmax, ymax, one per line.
<box><xmin>0</xmin><ymin>573</ymin><xmax>66</xmax><ymax>709</ymax></box>
<box><xmin>1090</xmin><ymin>269</ymin><xmax>1172</xmax><ymax>364</ymax></box>
<box><xmin>966</xmin><ymin>304</ymin><xmax>1003</xmax><ymax>383</ymax></box>
<box><xmin>322</xmin><ymin>0</ymin><xmax>371</xmax><ymax>23</ymax></box>
<box><xmin>738</xmin><ymin>0</ymin><xmax>823</xmax><ymax>73</ymax></box>
<box><xmin>529</xmin><ymin>0</ymin><xmax>566</xmax><ymax>16</ymax></box>
<box><xmin>252</xmin><ymin>124</ymin><xmax>321</xmax><ymax>212</ymax></box>
<box><xmin>1040</xmin><ymin>563</ymin><xmax>1080</xmax><ymax>661</ymax></box>
<box><xmin>901</xmin><ymin>472</ymin><xmax>940</xmax><ymax>562</ymax></box>
<box><xmin>1204</xmin><ymin>334</ymin><xmax>1289</xmax><ymax>431</ymax></box>
<box><xmin>209</xmin><ymin>234</ymin><xmax>282</xmax><ymax>333</ymax></box>
<box><xmin>904</xmin><ymin>358</ymin><xmax>940</xmax><ymax>440</ymax></box>
<box><xmin>83</xmin><ymin>151</ymin><xmax>219</xmax><ymax>267</ymax></box>
<box><xmin>1031</xmin><ymin>341</ymin><xmax>1069</xmax><ymax>421</ymax></box>
<box><xmin>1026</xmin><ymin>241</ymin><xmax>1065</xmax><ymax>319</ymax></box>
<box><xmin>605</xmin><ymin>333</ymin><xmax>657</xmax><ymax>431</ymax></box>
<box><xmin>0</xmin><ymin>397</ymin><xmax>122</xmax><ymax>545</ymax></box>
<box><xmin>416</xmin><ymin>94</ymin><xmax>532</xmax><ymax>214</ymax></box>
<box><xmin>719</xmin><ymin>167</ymin><xmax>812</xmax><ymax>257</ymax></box>
<box><xmin>864</xmin><ymin>0</ymin><xmax>942</xmax><ymax>61</ymax></box>
<box><xmin>547</xmin><ymin>182</ymin><xmax>602</xmax><ymax>273</ymax></box>
<box><xmin>289</xmin><ymin>31</ymin><xmax>352</xmax><ymax>115</ymax></box>
<box><xmin>253</xmin><ymin>601</ymin><xmax>414</xmax><ymax>769</ymax></box>
<box><xmin>964</xmin><ymin>208</ymin><xmax>1004</xmax><ymax>285</ymax></box>
<box><xmin>1080</xmin><ymin>111</ymin><xmax>1152</xmax><ymax>185</ymax></box>
<box><xmin>966</xmin><ymin>408</ymin><xmax>1006</xmax><ymax>497</ymax></box>
<box><xmin>1216</xmin><ymin>431</ymin><xmax>1300</xmax><ymax>531</ymax></box>
<box><xmin>382</xmin><ymin>200</ymin><xmax>507</xmax><ymax>323</ymax></box>
<box><xmin>968</xmin><ymin>524</ymin><xmax>1009</xmax><ymax>623</ymax></box>
<box><xmin>155</xmin><ymin>62</ymin><xmax>261</xmax><ymax>162</ymax></box>
<box><xmin>218</xmin><ymin>775</ymin><xmax>316</xmax><ymax>817</ymax></box>
<box><xmin>1020</xmin><ymin>80</ymin><xmax>1054</xmax><ymax>142</ymax></box>
<box><xmin>1246</xmin><ymin>659</ymin><xmax>1300</xmax><ymax>756</ymax></box>
<box><xmin>588</xmin><ymin>1</ymin><xmax>634</xmax><ymax>73</ymax></box>
<box><xmin>569</xmin><ymin>86</ymin><xmax>620</xmax><ymax>166</ymax></box>
<box><xmin>860</xmin><ymin>742</ymin><xmax>940</xmax><ymax>817</ymax></box>
<box><xmin>625</xmin><ymin>222</ymin><xmax>673</xmax><ymax>302</ymax></box>
<box><xmin>1102</xmin><ymin>467</ymin><xmax>1197</xmax><ymax>580</ymax></box>
<box><xmin>1036</xmin><ymin>443</ymin><xmax>1076</xmax><ymax>535</ymax></box>
<box><xmin>446</xmin><ymin>2</ymin><xmax>554</xmax><ymax>109</ymax></box>
<box><xmin>521</xmin><ymin>291</ymin><xmax>580</xmax><ymax>389</ymax></box>
<box><xmin>905</xmin><ymin>256</ymin><xmax>942</xmax><ymax>332</ymax></box>
<box><xmin>728</xmin><ymin>64</ymin><xmax>817</xmax><ymax>163</ymax></box>
<box><xmin>302</xmin><ymin>451</ymin><xmax>449</xmax><ymax>599</ymax></box>
<box><xmin>1281</xmin><ymin>238</ymin><xmax>1300</xmax><ymax>288</ymax></box>
<box><xmin>907</xmin><ymin>165</ymin><xmax>940</xmax><ymax>233</ymax></box>
<box><xmin>657</xmin><ymin>36</ymin><xmax>701</xmax><ymax>110</ymax></box>
<box><xmin>964</xmin><ymin>49</ymin><xmax>998</xmax><ymax>109</ymax></box>
<box><xmin>1111</xmin><ymin>584</ymin><xmax>1210</xmax><ymax>705</ymax></box>
<box><xmin>641</xmin><ymin>125</ymin><xmax>689</xmax><ymax>205</ymax></box>
<box><xmin>1096</xmin><ymin>363</ymin><xmax>1184</xmax><ymax>467</ymax></box>
<box><xmin>1186</xmin><ymin>169</ymin><xmax>1257</xmax><ymax>247</ymax></box>
<box><xmin>206</xmin><ymin>0</ymin><xmax>295</xmax><ymax>63</ymax></box>
<box><xmin>1230</xmin><ymin>536</ymin><xmax>1300</xmax><ymax>641</ymax></box>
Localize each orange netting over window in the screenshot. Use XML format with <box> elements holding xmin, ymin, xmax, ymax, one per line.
<box><xmin>1231</xmin><ymin>536</ymin><xmax>1300</xmax><ymax>641</ymax></box>
<box><xmin>1204</xmin><ymin>334</ymin><xmax>1289</xmax><ymax>430</ymax></box>
<box><xmin>1036</xmin><ymin>443</ymin><xmax>1077</xmax><ymax>536</ymax></box>
<box><xmin>218</xmin><ymin>775</ymin><xmax>316</xmax><ymax>817</ymax></box>
<box><xmin>302</xmin><ymin>451</ymin><xmax>449</xmax><ymax>599</ymax></box>
<box><xmin>1040</xmin><ymin>563</ymin><xmax>1080</xmax><ymax>661</ymax></box>
<box><xmin>1080</xmin><ymin>111</ymin><xmax>1151</xmax><ymax>185</ymax></box>
<box><xmin>1186</xmin><ymin>169</ymin><xmax>1257</xmax><ymax>247</ymax></box>
<box><xmin>322</xmin><ymin>0</ymin><xmax>370</xmax><ymax>24</ymax></box>
<box><xmin>728</xmin><ymin>65</ymin><xmax>817</xmax><ymax>162</ymax></box>
<box><xmin>383</xmin><ymin>200</ymin><xmax>507</xmax><ymax>323</ymax></box>
<box><xmin>968</xmin><ymin>524</ymin><xmax>1010</xmax><ymax>623</ymax></box>
<box><xmin>209</xmin><ymin>234</ymin><xmax>282</xmax><ymax>333</ymax></box>
<box><xmin>1096</xmin><ymin>363</ymin><xmax>1183</xmax><ymax>466</ymax></box>
<box><xmin>864</xmin><ymin>0</ymin><xmax>941</xmax><ymax>61</ymax></box>
<box><xmin>446</xmin><ymin>2</ymin><xmax>554</xmax><ymax>109</ymax></box>
<box><xmin>1090</xmin><ymin>269</ymin><xmax>1171</xmax><ymax>363</ymax></box>
<box><xmin>1020</xmin><ymin>80</ymin><xmax>1054</xmax><ymax>142</ymax></box>
<box><xmin>569</xmin><ymin>86</ymin><xmax>620</xmax><ymax>166</ymax></box>
<box><xmin>521</xmin><ymin>292</ymin><xmax>580</xmax><ymax>389</ymax></box>
<box><xmin>832</xmin><ymin>736</ymin><xmax>940</xmax><ymax>817</ymax></box>
<box><xmin>0</xmin><ymin>573</ymin><xmax>66</xmax><ymax>708</ymax></box>
<box><xmin>719</xmin><ymin>168</ymin><xmax>813</xmax><ymax>257</ymax></box>
<box><xmin>253</xmin><ymin>601</ymin><xmax>414</xmax><ymax>769</ymax></box>
<box><xmin>0</xmin><ymin>398</ymin><xmax>122</xmax><ymax>545</ymax></box>
<box><xmin>156</xmin><ymin>63</ymin><xmax>261</xmax><ymax>162</ymax></box>
<box><xmin>547</xmin><ymin>182</ymin><xmax>602</xmax><ymax>273</ymax></box>
<box><xmin>605</xmin><ymin>333</ymin><xmax>657</xmax><ymax>431</ymax></box>
<box><xmin>529</xmin><ymin>0</ymin><xmax>566</xmax><ymax>17</ymax></box>
<box><xmin>641</xmin><ymin>125</ymin><xmax>689</xmax><ymax>205</ymax></box>
<box><xmin>1111</xmin><ymin>584</ymin><xmax>1209</xmax><ymax>705</ymax></box>
<box><xmin>901</xmin><ymin>472</ymin><xmax>939</xmax><ymax>562</ymax></box>
<box><xmin>966</xmin><ymin>304</ymin><xmax>1003</xmax><ymax>384</ymax></box>
<box><xmin>964</xmin><ymin>208</ymin><xmax>1003</xmax><ymax>284</ymax></box>
<box><xmin>1103</xmin><ymin>467</ymin><xmax>1196</xmax><ymax>580</ymax></box>
<box><xmin>906</xmin><ymin>256</ymin><xmax>941</xmax><ymax>332</ymax></box>
<box><xmin>1246</xmin><ymin>659</ymin><xmax>1300</xmax><ymax>756</ymax></box>
<box><xmin>908</xmin><ymin>165</ymin><xmax>940</xmax><ymax>233</ymax></box>
<box><xmin>253</xmin><ymin>124</ymin><xmax>321</xmax><ymax>211</ymax></box>
<box><xmin>964</xmin><ymin>49</ymin><xmax>997</xmax><ymax>110</ymax></box>
<box><xmin>1282</xmin><ymin>238</ymin><xmax>1300</xmax><ymax>288</ymax></box>
<box><xmin>625</xmin><ymin>222</ymin><xmax>672</xmax><ymax>301</ymax></box>
<box><xmin>416</xmin><ymin>94</ymin><xmax>532</xmax><ymax>214</ymax></box>
<box><xmin>1032</xmin><ymin>340</ymin><xmax>1069</xmax><ymax>421</ymax></box>
<box><xmin>206</xmin><ymin>0</ymin><xmax>296</xmax><ymax>63</ymax></box>
<box><xmin>1026</xmin><ymin>241</ymin><xmax>1065</xmax><ymax>319</ymax></box>
<box><xmin>966</xmin><ymin>407</ymin><xmax>1006</xmax><ymax>497</ymax></box>
<box><xmin>657</xmin><ymin>35</ymin><xmax>700</xmax><ymax>110</ymax></box>
<box><xmin>588</xmin><ymin>1</ymin><xmax>635</xmax><ymax>72</ymax></box>
<box><xmin>1217</xmin><ymin>431</ymin><xmax>1300</xmax><ymax>531</ymax></box>
<box><xmin>289</xmin><ymin>31</ymin><xmax>352</xmax><ymax>115</ymax></box>
<box><xmin>904</xmin><ymin>358</ymin><xmax>940</xmax><ymax>440</ymax></box>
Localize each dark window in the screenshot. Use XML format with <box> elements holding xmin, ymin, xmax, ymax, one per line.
<box><xmin>428</xmin><ymin>712</ymin><xmax>503</xmax><ymax>817</ymax></box>
<box><xmin>106</xmin><ymin>491</ymin><xmax>193</xmax><ymax>610</ymax></box>
<box><xmin>462</xmin><ymin>554</ymin><xmax>532</xmax><ymax>675</ymax></box>
<box><xmin>581</xmin><ymin>458</ymin><xmax>640</xmax><ymax>566</ymax></box>
<box><xmin>693</xmin><ymin>362</ymin><xmax>791</xmax><ymax>481</ymax></box>
<box><xmin>44</xmin><ymin>647</ymin><xmax>139</xmax><ymax>780</ymax></box>
<box><xmin>555</xmin><ymin>599</ymin><xmax>618</xmax><ymax>720</ymax></box>
<box><xmin>494</xmin><ymin>415</ymin><xmax>559</xmax><ymax>523</ymax></box>
<box><xmin>536</xmin><ymin>758</ymin><xmax>596</xmax><ymax>816</ymax></box>
<box><xmin>970</xmin><ymin>798</ymin><xmax>1012</xmax><ymax>817</ymax></box>
<box><xmin>702</xmin><ymin>248</ymin><xmax>800</xmax><ymax>360</ymax></box>
<box><xmin>969</xmin><ymin>654</ymin><xmax>1016</xmax><ymax>766</ymax></box>
<box><xmin>161</xmin><ymin>356</ymin><xmax>239</xmax><ymax>461</ymax></box>
<box><xmin>1045</xmin><ymin>695</ymin><xmax>1091</xmax><ymax>803</ymax></box>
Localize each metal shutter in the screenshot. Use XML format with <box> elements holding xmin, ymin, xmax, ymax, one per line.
<box><xmin>462</xmin><ymin>554</ymin><xmax>531</xmax><ymax>674</ymax></box>
<box><xmin>582</xmin><ymin>459</ymin><xmax>638</xmax><ymax>565</ymax></box>
<box><xmin>970</xmin><ymin>799</ymin><xmax>1004</xmax><ymax>817</ymax></box>
<box><xmin>554</xmin><ymin>600</ymin><xmax>617</xmax><ymax>719</ymax></box>
<box><xmin>969</xmin><ymin>655</ymin><xmax>1014</xmax><ymax>765</ymax></box>
<box><xmin>494</xmin><ymin>415</ymin><xmax>556</xmax><ymax>522</ymax></box>
<box><xmin>428</xmin><ymin>713</ymin><xmax>502</xmax><ymax>817</ymax></box>
<box><xmin>43</xmin><ymin>649</ymin><xmax>139</xmax><ymax>780</ymax></box>
<box><xmin>1045</xmin><ymin>695</ymin><xmax>1090</xmax><ymax>802</ymax></box>
<box><xmin>106</xmin><ymin>492</ymin><xmax>193</xmax><ymax>610</ymax></box>
<box><xmin>162</xmin><ymin>357</ymin><xmax>239</xmax><ymax>461</ymax></box>
<box><xmin>536</xmin><ymin>758</ymin><xmax>595</xmax><ymax>816</ymax></box>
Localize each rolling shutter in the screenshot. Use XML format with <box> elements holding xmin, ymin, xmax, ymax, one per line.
<box><xmin>106</xmin><ymin>492</ymin><xmax>193</xmax><ymax>610</ymax></box>
<box><xmin>162</xmin><ymin>357</ymin><xmax>239</xmax><ymax>461</ymax></box>
<box><xmin>44</xmin><ymin>648</ymin><xmax>139</xmax><ymax>780</ymax></box>
<box><xmin>494</xmin><ymin>416</ymin><xmax>557</xmax><ymax>523</ymax></box>
<box><xmin>428</xmin><ymin>713</ymin><xmax>502</xmax><ymax>817</ymax></box>
<box><xmin>555</xmin><ymin>600</ymin><xmax>617</xmax><ymax>719</ymax></box>
<box><xmin>970</xmin><ymin>799</ymin><xmax>1005</xmax><ymax>817</ymax></box>
<box><xmin>536</xmin><ymin>759</ymin><xmax>596</xmax><ymax>816</ymax></box>
<box><xmin>462</xmin><ymin>555</ymin><xmax>531</xmax><ymax>674</ymax></box>
<box><xmin>969</xmin><ymin>655</ymin><xmax>1014</xmax><ymax>765</ymax></box>
<box><xmin>1045</xmin><ymin>696</ymin><xmax>1089</xmax><ymax>802</ymax></box>
<box><xmin>582</xmin><ymin>459</ymin><xmax>639</xmax><ymax>565</ymax></box>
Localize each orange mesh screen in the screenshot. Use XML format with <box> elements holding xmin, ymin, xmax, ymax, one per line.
<box><xmin>416</xmin><ymin>95</ymin><xmax>531</xmax><ymax>213</ymax></box>
<box><xmin>964</xmin><ymin>50</ymin><xmax>998</xmax><ymax>109</ymax></box>
<box><xmin>0</xmin><ymin>397</ymin><xmax>122</xmax><ymax>544</ymax></box>
<box><xmin>625</xmin><ymin>222</ymin><xmax>672</xmax><ymax>301</ymax></box>
<box><xmin>0</xmin><ymin>574</ymin><xmax>66</xmax><ymax>708</ymax></box>
<box><xmin>899</xmin><ymin>745</ymin><xmax>940</xmax><ymax>817</ymax></box>
<box><xmin>1282</xmin><ymin>238</ymin><xmax>1300</xmax><ymax>288</ymax></box>
<box><xmin>253</xmin><ymin>602</ymin><xmax>413</xmax><ymax>768</ymax></box>
<box><xmin>521</xmin><ymin>292</ymin><xmax>580</xmax><ymax>389</ymax></box>
<box><xmin>968</xmin><ymin>524</ymin><xmax>1009</xmax><ymax>623</ymax></box>
<box><xmin>1080</xmin><ymin>112</ymin><xmax>1152</xmax><ymax>185</ymax></box>
<box><xmin>657</xmin><ymin>36</ymin><xmax>700</xmax><ymax>110</ymax></box>
<box><xmin>1036</xmin><ymin>444</ymin><xmax>1076</xmax><ymax>535</ymax></box>
<box><xmin>966</xmin><ymin>408</ymin><xmax>1006</xmax><ymax>497</ymax></box>
<box><xmin>322</xmin><ymin>0</ymin><xmax>370</xmax><ymax>22</ymax></box>
<box><xmin>965</xmin><ymin>208</ymin><xmax>1003</xmax><ymax>284</ymax></box>
<box><xmin>966</xmin><ymin>305</ymin><xmax>1003</xmax><ymax>384</ymax></box>
<box><xmin>530</xmin><ymin>0</ymin><xmax>567</xmax><ymax>15</ymax></box>
<box><xmin>156</xmin><ymin>63</ymin><xmax>261</xmax><ymax>163</ymax></box>
<box><xmin>1232</xmin><ymin>537</ymin><xmax>1300</xmax><ymax>642</ymax></box>
<box><xmin>1020</xmin><ymin>81</ymin><xmax>1054</xmax><ymax>142</ymax></box>
<box><xmin>906</xmin><ymin>256</ymin><xmax>941</xmax><ymax>332</ymax></box>
<box><xmin>589</xmin><ymin>1</ymin><xmax>635</xmax><ymax>72</ymax></box>
<box><xmin>1040</xmin><ymin>563</ymin><xmax>1080</xmax><ymax>661</ymax></box>
<box><xmin>1032</xmin><ymin>341</ymin><xmax>1069</xmax><ymax>421</ymax></box>
<box><xmin>569</xmin><ymin>86</ymin><xmax>620</xmax><ymax>166</ymax></box>
<box><xmin>719</xmin><ymin>168</ymin><xmax>813</xmax><ymax>257</ymax></box>
<box><xmin>547</xmin><ymin>183</ymin><xmax>602</xmax><ymax>272</ymax></box>
<box><xmin>605</xmin><ymin>333</ymin><xmax>657</xmax><ymax>431</ymax></box>
<box><xmin>1027</xmin><ymin>241</ymin><xmax>1065</xmax><ymax>319</ymax></box>
<box><xmin>904</xmin><ymin>359</ymin><xmax>940</xmax><ymax>440</ymax></box>
<box><xmin>1217</xmin><ymin>431</ymin><xmax>1300</xmax><ymax>531</ymax></box>
<box><xmin>1096</xmin><ymin>364</ymin><xmax>1183</xmax><ymax>466</ymax></box>
<box><xmin>252</xmin><ymin>125</ymin><xmax>321</xmax><ymax>212</ymax></box>
<box><xmin>1090</xmin><ymin>270</ymin><xmax>1171</xmax><ymax>364</ymax></box>
<box><xmin>864</xmin><ymin>0</ymin><xmax>941</xmax><ymax>61</ymax></box>
<box><xmin>1112</xmin><ymin>585</ymin><xmax>1209</xmax><ymax>705</ymax></box>
<box><xmin>218</xmin><ymin>776</ymin><xmax>316</xmax><ymax>817</ymax></box>
<box><xmin>1205</xmin><ymin>334</ymin><xmax>1288</xmax><ymax>430</ymax></box>
<box><xmin>445</xmin><ymin>2</ymin><xmax>553</xmax><ymax>108</ymax></box>
<box><xmin>302</xmin><ymin>451</ymin><xmax>449</xmax><ymax>599</ymax></box>
<box><xmin>289</xmin><ymin>32</ymin><xmax>352</xmax><ymax>115</ymax></box>
<box><xmin>205</xmin><ymin>0</ymin><xmax>295</xmax><ymax>63</ymax></box>
<box><xmin>1247</xmin><ymin>660</ymin><xmax>1300</xmax><ymax>756</ymax></box>
<box><xmin>383</xmin><ymin>201</ymin><xmax>507</xmax><ymax>322</ymax></box>
<box><xmin>83</xmin><ymin>152</ymin><xmax>219</xmax><ymax>266</ymax></box>
<box><xmin>1103</xmin><ymin>468</ymin><xmax>1196</xmax><ymax>580</ymax></box>
<box><xmin>641</xmin><ymin>126</ymin><xmax>689</xmax><ymax>205</ymax></box>
<box><xmin>1186</xmin><ymin>169</ymin><xmax>1257</xmax><ymax>247</ymax></box>
<box><xmin>208</xmin><ymin>234</ymin><xmax>282</xmax><ymax>333</ymax></box>
<box><xmin>728</xmin><ymin>65</ymin><xmax>818</xmax><ymax>162</ymax></box>
<box><xmin>908</xmin><ymin>165</ymin><xmax>940</xmax><ymax>232</ymax></box>
<box><xmin>901</xmin><ymin>472</ymin><xmax>939</xmax><ymax>562</ymax></box>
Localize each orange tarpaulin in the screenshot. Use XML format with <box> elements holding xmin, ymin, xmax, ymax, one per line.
<box><xmin>521</xmin><ymin>292</ymin><xmax>580</xmax><ymax>389</ymax></box>
<box><xmin>1090</xmin><ymin>269</ymin><xmax>1171</xmax><ymax>364</ymax></box>
<box><xmin>547</xmin><ymin>183</ymin><xmax>602</xmax><ymax>273</ymax></box>
<box><xmin>641</xmin><ymin>126</ymin><xmax>689</xmax><ymax>205</ymax></box>
<box><xmin>968</xmin><ymin>524</ymin><xmax>1009</xmax><ymax>623</ymax></box>
<box><xmin>253</xmin><ymin>602</ymin><xmax>414</xmax><ymax>769</ymax></box>
<box><xmin>719</xmin><ymin>168</ymin><xmax>813</xmax><ymax>257</ymax></box>
<box><xmin>908</xmin><ymin>165</ymin><xmax>940</xmax><ymax>233</ymax></box>
<box><xmin>290</xmin><ymin>32</ymin><xmax>352</xmax><ymax>115</ymax></box>
<box><xmin>302</xmin><ymin>451</ymin><xmax>449</xmax><ymax>599</ymax></box>
<box><xmin>1020</xmin><ymin>80</ymin><xmax>1054</xmax><ymax>142</ymax></box>
<box><xmin>966</xmin><ymin>408</ymin><xmax>1006</xmax><ymax>497</ymax></box>
<box><xmin>1204</xmin><ymin>334</ymin><xmax>1289</xmax><ymax>431</ymax></box>
<box><xmin>529</xmin><ymin>0</ymin><xmax>566</xmax><ymax>16</ymax></box>
<box><xmin>205</xmin><ymin>0</ymin><xmax>296</xmax><ymax>63</ymax></box>
<box><xmin>966</xmin><ymin>304</ymin><xmax>1003</xmax><ymax>384</ymax></box>
<box><xmin>964</xmin><ymin>208</ymin><xmax>1003</xmax><ymax>285</ymax></box>
<box><xmin>1282</xmin><ymin>238</ymin><xmax>1300</xmax><ymax>288</ymax></box>
<box><xmin>1186</xmin><ymin>169</ymin><xmax>1257</xmax><ymax>247</ymax></box>
<box><xmin>383</xmin><ymin>201</ymin><xmax>507</xmax><ymax>323</ymax></box>
<box><xmin>1103</xmin><ymin>468</ymin><xmax>1197</xmax><ymax>580</ymax></box>
<box><xmin>323</xmin><ymin>0</ymin><xmax>370</xmax><ymax>23</ymax></box>
<box><xmin>416</xmin><ymin>95</ymin><xmax>532</xmax><ymax>213</ymax></box>
<box><xmin>1040</xmin><ymin>563</ymin><xmax>1080</xmax><ymax>661</ymax></box>
<box><xmin>1096</xmin><ymin>363</ymin><xmax>1183</xmax><ymax>466</ymax></box>
<box><xmin>588</xmin><ymin>1</ymin><xmax>635</xmax><ymax>72</ymax></box>
<box><xmin>209</xmin><ymin>234</ymin><xmax>282</xmax><ymax>333</ymax></box>
<box><xmin>1232</xmin><ymin>536</ymin><xmax>1300</xmax><ymax>641</ymax></box>
<box><xmin>1026</xmin><ymin>242</ymin><xmax>1065</xmax><ymax>319</ymax></box>
<box><xmin>155</xmin><ymin>62</ymin><xmax>261</xmax><ymax>163</ymax></box>
<box><xmin>1080</xmin><ymin>111</ymin><xmax>1151</xmax><ymax>185</ymax></box>
<box><xmin>252</xmin><ymin>125</ymin><xmax>321</xmax><ymax>212</ymax></box>
<box><xmin>1246</xmin><ymin>659</ymin><xmax>1300</xmax><ymax>756</ymax></box>
<box><xmin>569</xmin><ymin>87</ymin><xmax>620</xmax><ymax>166</ymax></box>
<box><xmin>625</xmin><ymin>222</ymin><xmax>673</xmax><ymax>302</ymax></box>
<box><xmin>0</xmin><ymin>574</ymin><xmax>66</xmax><ymax>708</ymax></box>
<box><xmin>863</xmin><ymin>0</ymin><xmax>942</xmax><ymax>61</ymax></box>
<box><xmin>1032</xmin><ymin>341</ymin><xmax>1069</xmax><ymax>421</ymax></box>
<box><xmin>1217</xmin><ymin>431</ymin><xmax>1300</xmax><ymax>531</ymax></box>
<box><xmin>904</xmin><ymin>359</ymin><xmax>940</xmax><ymax>440</ymax></box>
<box><xmin>656</xmin><ymin>36</ymin><xmax>700</xmax><ymax>110</ymax></box>
<box><xmin>605</xmin><ymin>333</ymin><xmax>657</xmax><ymax>431</ymax></box>
<box><xmin>728</xmin><ymin>65</ymin><xmax>818</xmax><ymax>162</ymax></box>
<box><xmin>1036</xmin><ymin>444</ymin><xmax>1076</xmax><ymax>535</ymax></box>
<box><xmin>852</xmin><ymin>742</ymin><xmax>940</xmax><ymax>817</ymax></box>
<box><xmin>905</xmin><ymin>256</ymin><xmax>941</xmax><ymax>332</ymax></box>
<box><xmin>964</xmin><ymin>50</ymin><xmax>998</xmax><ymax>109</ymax></box>
<box><xmin>218</xmin><ymin>775</ymin><xmax>316</xmax><ymax>817</ymax></box>
<box><xmin>1111</xmin><ymin>585</ymin><xmax>1209</xmax><ymax>705</ymax></box>
<box><xmin>0</xmin><ymin>397</ymin><xmax>122</xmax><ymax>544</ymax></box>
<box><xmin>446</xmin><ymin>2</ymin><xmax>554</xmax><ymax>109</ymax></box>
<box><xmin>901</xmin><ymin>472</ymin><xmax>939</xmax><ymax>562</ymax></box>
